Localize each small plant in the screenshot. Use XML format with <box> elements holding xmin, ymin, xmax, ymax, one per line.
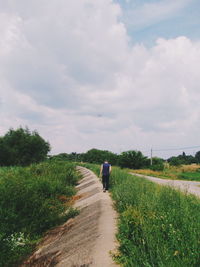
<box><xmin>6</xmin><ymin>232</ymin><xmax>29</xmax><ymax>250</ymax></box>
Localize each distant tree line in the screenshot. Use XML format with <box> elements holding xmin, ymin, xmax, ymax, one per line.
<box><xmin>51</xmin><ymin>149</ymin><xmax>200</xmax><ymax>169</ymax></box>
<box><xmin>50</xmin><ymin>148</ymin><xmax>151</xmax><ymax>169</ymax></box>
<box><xmin>0</xmin><ymin>127</ymin><xmax>50</xmax><ymax>166</ymax></box>
<box><xmin>1</xmin><ymin>127</ymin><xmax>200</xmax><ymax>169</ymax></box>
<box><xmin>168</xmin><ymin>151</ymin><xmax>200</xmax><ymax>166</ymax></box>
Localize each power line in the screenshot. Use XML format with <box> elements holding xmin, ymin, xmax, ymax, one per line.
<box><xmin>153</xmin><ymin>145</ymin><xmax>200</xmax><ymax>152</ymax></box>
<box><xmin>127</xmin><ymin>145</ymin><xmax>200</xmax><ymax>157</ymax></box>
<box><xmin>139</xmin><ymin>145</ymin><xmax>200</xmax><ymax>158</ymax></box>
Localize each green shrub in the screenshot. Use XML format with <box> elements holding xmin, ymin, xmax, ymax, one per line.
<box><xmin>0</xmin><ymin>161</ymin><xmax>79</xmax><ymax>266</ymax></box>
<box><xmin>0</xmin><ymin>127</ymin><xmax>50</xmax><ymax>166</ymax></box>
<box><xmin>150</xmin><ymin>163</ymin><xmax>164</xmax><ymax>171</ymax></box>
<box><xmin>118</xmin><ymin>150</ymin><xmax>149</xmax><ymax>169</ymax></box>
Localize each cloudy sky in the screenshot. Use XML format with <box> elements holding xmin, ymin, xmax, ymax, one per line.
<box><xmin>0</xmin><ymin>0</ymin><xmax>200</xmax><ymax>158</ymax></box>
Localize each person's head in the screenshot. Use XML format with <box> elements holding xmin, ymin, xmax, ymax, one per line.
<box><xmin>104</xmin><ymin>160</ymin><xmax>108</xmax><ymax>164</ymax></box>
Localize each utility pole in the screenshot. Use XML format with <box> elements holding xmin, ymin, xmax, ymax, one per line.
<box><xmin>150</xmin><ymin>148</ymin><xmax>153</xmax><ymax>166</ymax></box>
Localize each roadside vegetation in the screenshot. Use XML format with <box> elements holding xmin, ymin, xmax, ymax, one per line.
<box><xmin>0</xmin><ymin>161</ymin><xmax>79</xmax><ymax>267</ymax></box>
<box><xmin>132</xmin><ymin>163</ymin><xmax>200</xmax><ymax>181</ymax></box>
<box><xmin>1</xmin><ymin>126</ymin><xmax>200</xmax><ymax>266</ymax></box>
<box><xmin>84</xmin><ymin>164</ymin><xmax>200</xmax><ymax>267</ymax></box>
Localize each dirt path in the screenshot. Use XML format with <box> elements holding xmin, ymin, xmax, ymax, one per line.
<box><xmin>130</xmin><ymin>172</ymin><xmax>200</xmax><ymax>198</ymax></box>
<box><xmin>21</xmin><ymin>166</ymin><xmax>118</xmax><ymax>267</ymax></box>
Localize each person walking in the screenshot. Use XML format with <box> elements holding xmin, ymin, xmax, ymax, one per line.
<box><xmin>100</xmin><ymin>161</ymin><xmax>112</xmax><ymax>192</ymax></box>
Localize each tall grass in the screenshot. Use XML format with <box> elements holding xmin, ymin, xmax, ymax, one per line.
<box><xmin>110</xmin><ymin>168</ymin><xmax>200</xmax><ymax>266</ymax></box>
<box><xmin>0</xmin><ymin>161</ymin><xmax>79</xmax><ymax>267</ymax></box>
<box><xmin>84</xmin><ymin>164</ymin><xmax>200</xmax><ymax>266</ymax></box>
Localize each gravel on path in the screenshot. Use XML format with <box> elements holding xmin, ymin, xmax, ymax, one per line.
<box><xmin>21</xmin><ymin>166</ymin><xmax>118</xmax><ymax>267</ymax></box>
<box><xmin>130</xmin><ymin>172</ymin><xmax>200</xmax><ymax>198</ymax></box>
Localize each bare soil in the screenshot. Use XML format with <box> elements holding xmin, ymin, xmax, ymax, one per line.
<box><xmin>20</xmin><ymin>167</ymin><xmax>118</xmax><ymax>267</ymax></box>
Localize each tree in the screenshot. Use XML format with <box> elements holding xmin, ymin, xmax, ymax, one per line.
<box><xmin>118</xmin><ymin>150</ymin><xmax>149</xmax><ymax>169</ymax></box>
<box><xmin>168</xmin><ymin>152</ymin><xmax>196</xmax><ymax>166</ymax></box>
<box><xmin>0</xmin><ymin>127</ymin><xmax>50</xmax><ymax>166</ymax></box>
<box><xmin>150</xmin><ymin>157</ymin><xmax>165</xmax><ymax>171</ymax></box>
<box><xmin>195</xmin><ymin>151</ymin><xmax>200</xmax><ymax>163</ymax></box>
<box><xmin>82</xmin><ymin>149</ymin><xmax>118</xmax><ymax>165</ymax></box>
<box><xmin>168</xmin><ymin>156</ymin><xmax>183</xmax><ymax>166</ymax></box>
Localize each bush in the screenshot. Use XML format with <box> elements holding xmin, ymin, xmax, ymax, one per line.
<box><xmin>0</xmin><ymin>127</ymin><xmax>50</xmax><ymax>166</ymax></box>
<box><xmin>0</xmin><ymin>161</ymin><xmax>79</xmax><ymax>266</ymax></box>
<box><xmin>118</xmin><ymin>150</ymin><xmax>149</xmax><ymax>169</ymax></box>
<box><xmin>150</xmin><ymin>163</ymin><xmax>164</xmax><ymax>171</ymax></box>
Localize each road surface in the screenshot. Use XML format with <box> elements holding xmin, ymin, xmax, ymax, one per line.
<box><xmin>130</xmin><ymin>172</ymin><xmax>200</xmax><ymax>198</ymax></box>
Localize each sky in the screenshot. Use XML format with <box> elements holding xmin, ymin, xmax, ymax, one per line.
<box><xmin>0</xmin><ymin>0</ymin><xmax>200</xmax><ymax>159</ymax></box>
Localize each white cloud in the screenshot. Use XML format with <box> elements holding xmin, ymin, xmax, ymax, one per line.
<box><xmin>0</xmin><ymin>0</ymin><xmax>200</xmax><ymax>158</ymax></box>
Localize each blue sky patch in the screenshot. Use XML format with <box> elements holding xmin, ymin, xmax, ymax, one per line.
<box><xmin>115</xmin><ymin>0</ymin><xmax>200</xmax><ymax>45</ymax></box>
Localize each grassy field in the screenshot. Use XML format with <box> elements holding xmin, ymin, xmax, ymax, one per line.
<box><xmin>84</xmin><ymin>164</ymin><xmax>200</xmax><ymax>266</ymax></box>
<box><xmin>132</xmin><ymin>164</ymin><xmax>200</xmax><ymax>181</ymax></box>
<box><xmin>0</xmin><ymin>161</ymin><xmax>79</xmax><ymax>267</ymax></box>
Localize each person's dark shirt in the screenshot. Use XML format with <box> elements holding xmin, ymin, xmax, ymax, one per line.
<box><xmin>102</xmin><ymin>163</ymin><xmax>110</xmax><ymax>176</ymax></box>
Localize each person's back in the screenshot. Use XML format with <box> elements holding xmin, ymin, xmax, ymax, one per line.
<box><xmin>100</xmin><ymin>161</ymin><xmax>111</xmax><ymax>192</ymax></box>
<box><xmin>102</xmin><ymin>162</ymin><xmax>110</xmax><ymax>176</ymax></box>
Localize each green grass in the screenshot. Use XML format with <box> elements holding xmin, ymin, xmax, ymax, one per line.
<box><xmin>112</xmin><ymin>168</ymin><xmax>200</xmax><ymax>266</ymax></box>
<box><xmin>132</xmin><ymin>164</ymin><xmax>200</xmax><ymax>182</ymax></box>
<box><xmin>84</xmin><ymin>164</ymin><xmax>200</xmax><ymax>266</ymax></box>
<box><xmin>178</xmin><ymin>172</ymin><xmax>200</xmax><ymax>181</ymax></box>
<box><xmin>0</xmin><ymin>161</ymin><xmax>79</xmax><ymax>267</ymax></box>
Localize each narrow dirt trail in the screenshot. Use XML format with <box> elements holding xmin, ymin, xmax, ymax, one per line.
<box><xmin>130</xmin><ymin>172</ymin><xmax>200</xmax><ymax>198</ymax></box>
<box><xmin>21</xmin><ymin>166</ymin><xmax>118</xmax><ymax>267</ymax></box>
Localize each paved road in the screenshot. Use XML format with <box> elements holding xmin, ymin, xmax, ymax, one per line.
<box><xmin>21</xmin><ymin>167</ymin><xmax>118</xmax><ymax>267</ymax></box>
<box><xmin>130</xmin><ymin>172</ymin><xmax>200</xmax><ymax>198</ymax></box>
